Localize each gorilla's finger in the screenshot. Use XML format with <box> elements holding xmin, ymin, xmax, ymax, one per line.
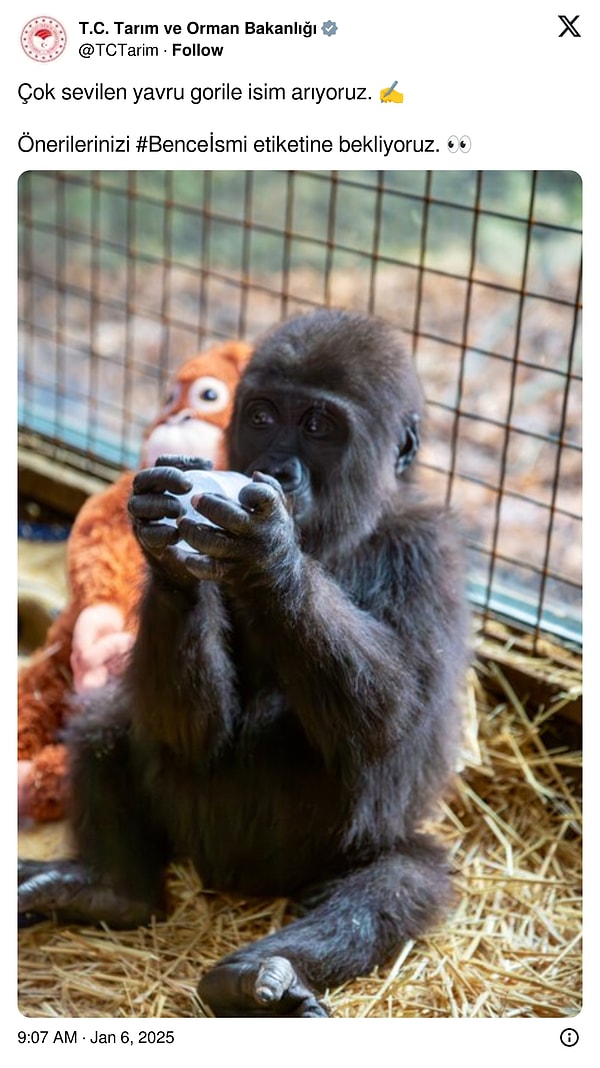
<box><xmin>129</xmin><ymin>493</ymin><xmax>184</xmax><ymax>521</ymax></box>
<box><xmin>132</xmin><ymin>466</ymin><xmax>192</xmax><ymax>496</ymax></box>
<box><xmin>155</xmin><ymin>455</ymin><xmax>214</xmax><ymax>472</ymax></box>
<box><xmin>239</xmin><ymin>478</ymin><xmax>287</xmax><ymax>515</ymax></box>
<box><xmin>184</xmin><ymin>553</ymin><xmax>233</xmax><ymax>583</ymax></box>
<box><xmin>136</xmin><ymin>523</ymin><xmax>180</xmax><ymax>550</ymax></box>
<box><xmin>178</xmin><ymin>519</ymin><xmax>240</xmax><ymax>557</ymax></box>
<box><xmin>190</xmin><ymin>493</ymin><xmax>254</xmax><ymax>535</ymax></box>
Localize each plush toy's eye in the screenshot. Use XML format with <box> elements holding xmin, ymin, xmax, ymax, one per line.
<box><xmin>187</xmin><ymin>377</ymin><xmax>231</xmax><ymax>414</ymax></box>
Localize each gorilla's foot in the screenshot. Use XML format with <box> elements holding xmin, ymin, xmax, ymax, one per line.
<box><xmin>197</xmin><ymin>954</ymin><xmax>329</xmax><ymax>1018</ymax></box>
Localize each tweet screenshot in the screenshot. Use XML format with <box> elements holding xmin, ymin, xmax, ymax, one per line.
<box><xmin>11</xmin><ymin>1</ymin><xmax>590</xmax><ymax>1060</ymax></box>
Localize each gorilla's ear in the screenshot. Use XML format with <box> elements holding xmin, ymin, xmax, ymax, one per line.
<box><xmin>396</xmin><ymin>414</ymin><xmax>420</xmax><ymax>473</ymax></box>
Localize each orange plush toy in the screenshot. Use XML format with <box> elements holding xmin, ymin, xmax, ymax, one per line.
<box><xmin>18</xmin><ymin>340</ymin><xmax>251</xmax><ymax>822</ymax></box>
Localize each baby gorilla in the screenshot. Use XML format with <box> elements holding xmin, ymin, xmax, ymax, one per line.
<box><xmin>18</xmin><ymin>309</ymin><xmax>469</xmax><ymax>1017</ymax></box>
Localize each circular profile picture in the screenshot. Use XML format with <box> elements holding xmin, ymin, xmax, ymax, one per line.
<box><xmin>21</xmin><ymin>16</ymin><xmax>67</xmax><ymax>62</ymax></box>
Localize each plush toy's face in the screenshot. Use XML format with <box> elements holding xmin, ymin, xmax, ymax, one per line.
<box><xmin>140</xmin><ymin>341</ymin><xmax>252</xmax><ymax>469</ymax></box>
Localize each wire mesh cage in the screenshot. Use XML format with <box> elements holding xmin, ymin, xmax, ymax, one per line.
<box><xmin>18</xmin><ymin>169</ymin><xmax>582</xmax><ymax>647</ymax></box>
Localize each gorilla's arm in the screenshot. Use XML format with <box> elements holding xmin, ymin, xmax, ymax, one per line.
<box><xmin>175</xmin><ymin>476</ymin><xmax>462</xmax><ymax>766</ymax></box>
<box><xmin>127</xmin><ymin>462</ymin><xmax>241</xmax><ymax>756</ymax></box>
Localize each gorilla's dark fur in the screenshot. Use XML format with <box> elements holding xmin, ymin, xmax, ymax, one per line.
<box><xmin>19</xmin><ymin>310</ymin><xmax>469</xmax><ymax>1017</ymax></box>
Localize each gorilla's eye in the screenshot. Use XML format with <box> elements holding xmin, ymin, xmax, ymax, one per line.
<box><xmin>303</xmin><ymin>410</ymin><xmax>336</xmax><ymax>439</ymax></box>
<box><xmin>188</xmin><ymin>376</ymin><xmax>231</xmax><ymax>414</ymax></box>
<box><xmin>247</xmin><ymin>404</ymin><xmax>276</xmax><ymax>428</ymax></box>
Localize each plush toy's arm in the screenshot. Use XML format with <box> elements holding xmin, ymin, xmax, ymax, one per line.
<box><xmin>18</xmin><ymin>341</ymin><xmax>250</xmax><ymax>822</ymax></box>
<box><xmin>18</xmin><ymin>600</ymin><xmax>80</xmax><ymax>821</ymax></box>
<box><xmin>18</xmin><ymin>746</ymin><xmax>69</xmax><ymax>823</ymax></box>
<box><xmin>67</xmin><ymin>472</ymin><xmax>145</xmax><ymax>621</ymax></box>
<box><xmin>71</xmin><ymin>604</ymin><xmax>136</xmax><ymax>692</ymax></box>
<box><xmin>18</xmin><ymin>599</ymin><xmax>80</xmax><ymax>758</ymax></box>
<box><xmin>65</xmin><ymin>472</ymin><xmax>145</xmax><ymax>691</ymax></box>
<box><xmin>18</xmin><ymin>474</ymin><xmax>146</xmax><ymax>821</ymax></box>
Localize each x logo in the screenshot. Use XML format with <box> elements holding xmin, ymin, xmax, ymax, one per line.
<box><xmin>558</xmin><ymin>15</ymin><xmax>581</xmax><ymax>37</ymax></box>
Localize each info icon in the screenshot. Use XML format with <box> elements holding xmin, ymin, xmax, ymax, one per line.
<box><xmin>21</xmin><ymin>16</ymin><xmax>67</xmax><ymax>62</ymax></box>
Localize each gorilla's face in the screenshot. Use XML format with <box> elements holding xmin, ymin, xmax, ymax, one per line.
<box><xmin>231</xmin><ymin>387</ymin><xmax>350</xmax><ymax>531</ymax></box>
<box><xmin>228</xmin><ymin>311</ymin><xmax>422</xmax><ymax>554</ymax></box>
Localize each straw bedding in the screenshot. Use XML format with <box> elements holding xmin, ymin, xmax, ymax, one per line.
<box><xmin>18</xmin><ymin>621</ymin><xmax>582</xmax><ymax>1019</ymax></box>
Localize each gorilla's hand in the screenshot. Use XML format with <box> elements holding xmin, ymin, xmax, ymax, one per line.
<box><xmin>128</xmin><ymin>456</ymin><xmax>213</xmax><ymax>587</ymax></box>
<box><xmin>179</xmin><ymin>473</ymin><xmax>300</xmax><ymax>588</ymax></box>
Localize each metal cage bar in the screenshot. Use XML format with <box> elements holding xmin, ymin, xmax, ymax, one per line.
<box><xmin>18</xmin><ymin>169</ymin><xmax>582</xmax><ymax>646</ymax></box>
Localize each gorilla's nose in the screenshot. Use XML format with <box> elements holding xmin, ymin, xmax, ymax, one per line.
<box><xmin>262</xmin><ymin>456</ymin><xmax>305</xmax><ymax>495</ymax></box>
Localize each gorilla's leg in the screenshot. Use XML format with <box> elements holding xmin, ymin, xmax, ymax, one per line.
<box><xmin>18</xmin><ymin>691</ymin><xmax>166</xmax><ymax>929</ymax></box>
<box><xmin>197</xmin><ymin>835</ymin><xmax>452</xmax><ymax>1017</ymax></box>
<box><xmin>18</xmin><ymin>858</ymin><xmax>161</xmax><ymax>928</ymax></box>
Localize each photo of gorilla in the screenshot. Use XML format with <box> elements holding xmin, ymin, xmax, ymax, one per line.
<box><xmin>18</xmin><ymin>308</ymin><xmax>469</xmax><ymax>1017</ymax></box>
